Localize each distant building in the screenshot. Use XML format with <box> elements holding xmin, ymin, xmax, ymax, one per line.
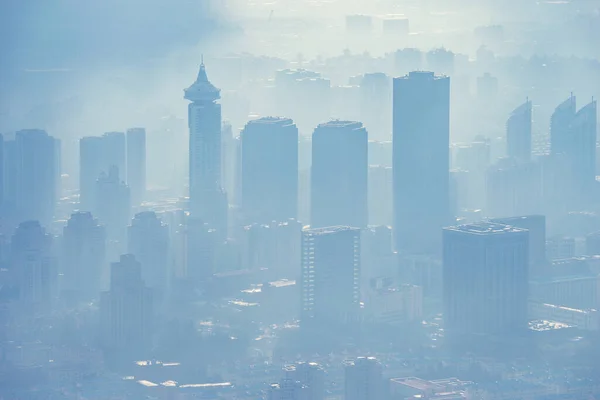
<box><xmin>344</xmin><ymin>357</ymin><xmax>384</xmax><ymax>400</ymax></box>
<box><xmin>96</xmin><ymin>166</ymin><xmax>130</xmax><ymax>246</ymax></box>
<box><xmin>476</xmin><ymin>73</ymin><xmax>498</xmax><ymax>101</ymax></box>
<box><xmin>100</xmin><ymin>254</ymin><xmax>153</xmax><ymax>355</ymax></box>
<box><xmin>283</xmin><ymin>362</ymin><xmax>325</xmax><ymax>400</ymax></box>
<box><xmin>128</xmin><ymin>212</ymin><xmax>169</xmax><ymax>291</ymax></box>
<box><xmin>506</xmin><ymin>100</ymin><xmax>532</xmax><ymax>162</ymax></box>
<box><xmin>241</xmin><ymin>117</ymin><xmax>298</xmax><ymax>224</ymax></box>
<box><xmin>550</xmin><ymin>95</ymin><xmax>577</xmax><ymax>157</ymax></box>
<box><xmin>13</xmin><ymin>130</ymin><xmax>60</xmax><ymax>227</ymax></box>
<box><xmin>101</xmin><ymin>132</ymin><xmax>127</xmax><ymax>181</ymax></box>
<box><xmin>345</xmin><ymin>14</ymin><xmax>374</xmax><ymax>33</ymax></box>
<box><xmin>126</xmin><ymin>128</ymin><xmax>146</xmax><ymax>207</ymax></box>
<box><xmin>393</xmin><ymin>72</ymin><xmax>450</xmax><ymax>254</ymax></box>
<box><xmin>184</xmin><ymin>61</ymin><xmax>228</xmax><ymax>238</ymax></box>
<box><xmin>11</xmin><ymin>221</ymin><xmax>57</xmax><ymax>312</ymax></box>
<box><xmin>360</xmin><ymin>73</ymin><xmax>392</xmax><ymax>141</ymax></box>
<box><xmin>586</xmin><ymin>231</ymin><xmax>600</xmax><ymax>256</ymax></box>
<box><xmin>268</xmin><ymin>378</ymin><xmax>308</xmax><ymax>400</ymax></box>
<box><xmin>443</xmin><ymin>223</ymin><xmax>529</xmax><ymax>340</ymax></box>
<box><xmin>79</xmin><ymin>136</ymin><xmax>105</xmax><ymax>212</ymax></box>
<box><xmin>382</xmin><ymin>16</ymin><xmax>409</xmax><ymax>36</ymax></box>
<box><xmin>390</xmin><ymin>376</ymin><xmax>471</xmax><ymax>399</ymax></box>
<box><xmin>62</xmin><ymin>212</ymin><xmax>106</xmax><ymax>301</ymax></box>
<box><xmin>485</xmin><ymin>158</ymin><xmax>541</xmax><ymax>218</ymax></box>
<box><xmin>311</xmin><ymin>121</ymin><xmax>368</xmax><ymax>229</ymax></box>
<box><xmin>301</xmin><ymin>226</ymin><xmax>361</xmax><ymax>326</ymax></box>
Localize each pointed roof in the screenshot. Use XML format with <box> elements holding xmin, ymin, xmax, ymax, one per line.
<box><xmin>184</xmin><ymin>61</ymin><xmax>220</xmax><ymax>102</ymax></box>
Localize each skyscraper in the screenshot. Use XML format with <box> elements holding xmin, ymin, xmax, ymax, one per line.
<box><xmin>550</xmin><ymin>95</ymin><xmax>577</xmax><ymax>157</ymax></box>
<box><xmin>126</xmin><ymin>127</ymin><xmax>146</xmax><ymax>207</ymax></box>
<box><xmin>96</xmin><ymin>166</ymin><xmax>131</xmax><ymax>246</ymax></box>
<box><xmin>101</xmin><ymin>131</ymin><xmax>126</xmax><ymax>180</ymax></box>
<box><xmin>79</xmin><ymin>136</ymin><xmax>105</xmax><ymax>212</ymax></box>
<box><xmin>14</xmin><ymin>130</ymin><xmax>60</xmax><ymax>227</ymax></box>
<box><xmin>62</xmin><ymin>212</ymin><xmax>106</xmax><ymax>301</ymax></box>
<box><xmin>311</xmin><ymin>121</ymin><xmax>368</xmax><ymax>229</ymax></box>
<box><xmin>100</xmin><ymin>254</ymin><xmax>153</xmax><ymax>356</ymax></box>
<box><xmin>241</xmin><ymin>117</ymin><xmax>298</xmax><ymax>224</ymax></box>
<box><xmin>344</xmin><ymin>357</ymin><xmax>384</xmax><ymax>400</ymax></box>
<box><xmin>301</xmin><ymin>226</ymin><xmax>360</xmax><ymax>326</ymax></box>
<box><xmin>569</xmin><ymin>100</ymin><xmax>597</xmax><ymax>195</ymax></box>
<box><xmin>360</xmin><ymin>73</ymin><xmax>392</xmax><ymax>141</ymax></box>
<box><xmin>11</xmin><ymin>221</ymin><xmax>57</xmax><ymax>312</ymax></box>
<box><xmin>128</xmin><ymin>212</ymin><xmax>169</xmax><ymax>291</ymax></box>
<box><xmin>506</xmin><ymin>100</ymin><xmax>532</xmax><ymax>162</ymax></box>
<box><xmin>393</xmin><ymin>71</ymin><xmax>450</xmax><ymax>254</ymax></box>
<box><xmin>443</xmin><ymin>222</ymin><xmax>529</xmax><ymax>341</ymax></box>
<box><xmin>184</xmin><ymin>61</ymin><xmax>228</xmax><ymax>238</ymax></box>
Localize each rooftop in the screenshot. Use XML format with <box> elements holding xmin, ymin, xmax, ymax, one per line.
<box><xmin>316</xmin><ymin>120</ymin><xmax>364</xmax><ymax>129</ymax></box>
<box><xmin>444</xmin><ymin>222</ymin><xmax>527</xmax><ymax>235</ymax></box>
<box><xmin>246</xmin><ymin>116</ymin><xmax>295</xmax><ymax>126</ymax></box>
<box><xmin>303</xmin><ymin>225</ymin><xmax>360</xmax><ymax>235</ymax></box>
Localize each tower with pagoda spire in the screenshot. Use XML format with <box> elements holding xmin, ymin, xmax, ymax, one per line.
<box><xmin>185</xmin><ymin>61</ymin><xmax>228</xmax><ymax>240</ymax></box>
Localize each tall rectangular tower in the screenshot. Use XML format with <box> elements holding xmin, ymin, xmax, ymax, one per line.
<box><xmin>393</xmin><ymin>71</ymin><xmax>450</xmax><ymax>254</ymax></box>
<box><xmin>443</xmin><ymin>222</ymin><xmax>529</xmax><ymax>341</ymax></box>
<box><xmin>311</xmin><ymin>121</ymin><xmax>368</xmax><ymax>229</ymax></box>
<box><xmin>301</xmin><ymin>226</ymin><xmax>360</xmax><ymax>326</ymax></box>
<box><xmin>184</xmin><ymin>62</ymin><xmax>228</xmax><ymax>238</ymax></box>
<box><xmin>241</xmin><ymin>117</ymin><xmax>298</xmax><ymax>224</ymax></box>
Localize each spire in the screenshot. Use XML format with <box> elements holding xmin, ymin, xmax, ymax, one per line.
<box><xmin>184</xmin><ymin>58</ymin><xmax>220</xmax><ymax>102</ymax></box>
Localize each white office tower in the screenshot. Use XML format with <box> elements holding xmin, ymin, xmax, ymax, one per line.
<box><xmin>62</xmin><ymin>212</ymin><xmax>106</xmax><ymax>302</ymax></box>
<box><xmin>128</xmin><ymin>212</ymin><xmax>169</xmax><ymax>292</ymax></box>
<box><xmin>126</xmin><ymin>128</ymin><xmax>146</xmax><ymax>207</ymax></box>
<box><xmin>14</xmin><ymin>130</ymin><xmax>60</xmax><ymax>228</ymax></box>
<box><xmin>344</xmin><ymin>357</ymin><xmax>384</xmax><ymax>400</ymax></box>
<box><xmin>184</xmin><ymin>61</ymin><xmax>228</xmax><ymax>239</ymax></box>
<box><xmin>12</xmin><ymin>221</ymin><xmax>57</xmax><ymax>313</ymax></box>
<box><xmin>301</xmin><ymin>226</ymin><xmax>361</xmax><ymax>327</ymax></box>
<box><xmin>100</xmin><ymin>254</ymin><xmax>152</xmax><ymax>356</ymax></box>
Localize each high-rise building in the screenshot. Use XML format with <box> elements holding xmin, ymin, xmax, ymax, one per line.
<box><xmin>506</xmin><ymin>100</ymin><xmax>532</xmax><ymax>162</ymax></box>
<box><xmin>62</xmin><ymin>212</ymin><xmax>106</xmax><ymax>301</ymax></box>
<box><xmin>101</xmin><ymin>132</ymin><xmax>126</xmax><ymax>180</ymax></box>
<box><xmin>241</xmin><ymin>117</ymin><xmax>298</xmax><ymax>224</ymax></box>
<box><xmin>283</xmin><ymin>362</ymin><xmax>325</xmax><ymax>400</ymax></box>
<box><xmin>14</xmin><ymin>130</ymin><xmax>60</xmax><ymax>227</ymax></box>
<box><xmin>443</xmin><ymin>223</ymin><xmax>529</xmax><ymax>340</ymax></box>
<box><xmin>126</xmin><ymin>128</ymin><xmax>146</xmax><ymax>207</ymax></box>
<box><xmin>360</xmin><ymin>73</ymin><xmax>392</xmax><ymax>141</ymax></box>
<box><xmin>184</xmin><ymin>61</ymin><xmax>228</xmax><ymax>238</ymax></box>
<box><xmin>128</xmin><ymin>212</ymin><xmax>169</xmax><ymax>291</ymax></box>
<box><xmin>311</xmin><ymin>121</ymin><xmax>368</xmax><ymax>229</ymax></box>
<box><xmin>569</xmin><ymin>100</ymin><xmax>597</xmax><ymax>195</ymax></box>
<box><xmin>11</xmin><ymin>221</ymin><xmax>57</xmax><ymax>312</ymax></box>
<box><xmin>79</xmin><ymin>136</ymin><xmax>105</xmax><ymax>212</ymax></box>
<box><xmin>100</xmin><ymin>254</ymin><xmax>153</xmax><ymax>355</ymax></box>
<box><xmin>301</xmin><ymin>226</ymin><xmax>360</xmax><ymax>326</ymax></box>
<box><xmin>344</xmin><ymin>357</ymin><xmax>384</xmax><ymax>400</ymax></box>
<box><xmin>393</xmin><ymin>71</ymin><xmax>450</xmax><ymax>254</ymax></box>
<box><xmin>550</xmin><ymin>95</ymin><xmax>577</xmax><ymax>157</ymax></box>
<box><xmin>477</xmin><ymin>73</ymin><xmax>498</xmax><ymax>101</ymax></box>
<box><xmin>96</xmin><ymin>166</ymin><xmax>131</xmax><ymax>246</ymax></box>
